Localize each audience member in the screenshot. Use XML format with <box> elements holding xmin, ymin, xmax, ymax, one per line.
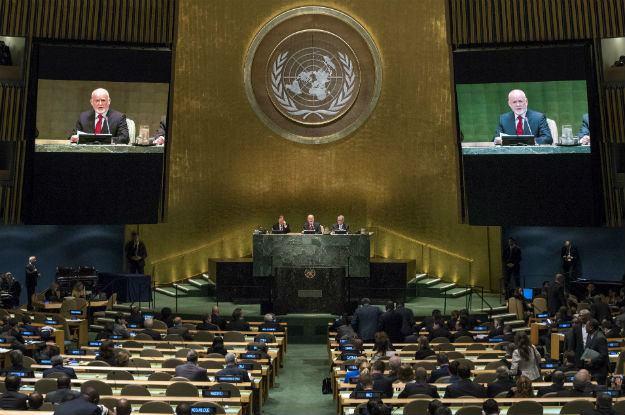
<box><xmin>427</xmin><ymin>352</ymin><xmax>450</xmax><ymax>383</ymax></box>
<box><xmin>27</xmin><ymin>391</ymin><xmax>43</xmax><ymax>410</ymax></box>
<box><xmin>126</xmin><ymin>306</ymin><xmax>143</xmax><ymax>325</ymax></box>
<box><xmin>499</xmin><ymin>325</ymin><xmax>515</xmax><ymax>342</ymax></box>
<box><xmin>45</xmin><ymin>281</ymin><xmax>62</xmax><ymax>302</ymax></box>
<box><xmin>139</xmin><ymin>318</ymin><xmax>162</xmax><ymax>341</ymax></box>
<box><xmin>557</xmin><ymin>371</ymin><xmax>593</xmax><ymax>397</ymax></box>
<box><xmin>115</xmin><ymin>349</ymin><xmax>130</xmax><ymax>367</ymax></box>
<box><xmin>398</xmin><ymin>366</ymin><xmax>439</xmax><ymax>398</ymax></box>
<box><xmin>386</xmin><ymin>355</ymin><xmax>402</xmax><ymax>382</ymax></box>
<box><xmin>584</xmin><ymin>318</ymin><xmax>609</xmax><ymax>384</ymax></box>
<box><xmin>19</xmin><ymin>315</ymin><xmax>39</xmax><ymax>336</ymax></box>
<box><xmin>174</xmin><ymin>350</ymin><xmax>208</xmax><ymax>381</ymax></box>
<box><xmin>591</xmin><ymin>296</ymin><xmax>612</xmax><ymax>323</ymax></box>
<box><xmin>509</xmin><ymin>331</ymin><xmax>541</xmax><ymax>381</ymax></box>
<box><xmin>378</xmin><ymin>301</ymin><xmax>403</xmax><ymax>343</ymax></box>
<box><xmin>581</xmin><ymin>392</ymin><xmax>618</xmax><ymax>415</ymax></box>
<box><xmin>537</xmin><ymin>370</ymin><xmax>566</xmax><ymax>396</ymax></box>
<box><xmin>44</xmin><ymin>374</ymin><xmax>80</xmax><ymax>403</ymax></box>
<box><xmin>160</xmin><ymin>307</ymin><xmax>174</xmax><ymax>327</ymax></box>
<box><xmin>176</xmin><ymin>402</ymin><xmax>192</xmax><ymax>415</ymax></box>
<box><xmin>486</xmin><ymin>365</ymin><xmax>514</xmax><ymax>398</ymax></box>
<box><xmin>0</xmin><ymin>374</ymin><xmax>27</xmax><ymax>409</ymax></box>
<box><xmin>5</xmin><ymin>349</ymin><xmax>25</xmax><ymax>372</ymax></box>
<box><xmin>115</xmin><ymin>398</ymin><xmax>132</xmax><ymax>415</ymax></box>
<box><xmin>351</xmin><ymin>298</ymin><xmax>382</xmax><ymax>342</ymax></box>
<box><xmin>572</xmin><ymin>309</ymin><xmax>592</xmax><ymax>368</ymax></box>
<box><xmin>226</xmin><ymin>308</ymin><xmax>251</xmax><ymax>331</ymax></box>
<box><xmin>419</xmin><ymin>309</ymin><xmax>443</xmax><ymax>333</ymax></box>
<box><xmin>396</xmin><ymin>302</ymin><xmax>415</xmax><ymax>337</ymax></box>
<box><xmin>349</xmin><ymin>370</ymin><xmax>374</xmax><ymax>398</ymax></box>
<box><xmin>507</xmin><ymin>375</ymin><xmax>533</xmax><ymax>397</ymax></box>
<box><xmin>206</xmin><ymin>336</ymin><xmax>228</xmax><ymax>356</ymax></box>
<box><xmin>444</xmin><ymin>363</ymin><xmax>486</xmax><ymax>398</ymax></box>
<box><xmin>112</xmin><ymin>313</ymin><xmax>129</xmax><ymax>339</ymax></box>
<box><xmin>413</xmin><ymin>336</ymin><xmax>436</xmax><ymax>360</ymax></box>
<box><xmin>372</xmin><ymin>332</ymin><xmax>395</xmax><ymax>360</ymax></box>
<box><xmin>70</xmin><ymin>281</ymin><xmax>86</xmax><ymax>299</ymax></box>
<box><xmin>168</xmin><ymin>317</ymin><xmax>194</xmax><ymax>341</ymax></box>
<box><xmin>602</xmin><ymin>320</ymin><xmax>621</xmax><ymax>339</ymax></box>
<box><xmin>434</xmin><ymin>406</ymin><xmax>452</xmax><ymax>415</ymax></box>
<box><xmin>43</xmin><ymin>355</ymin><xmax>76</xmax><ymax>379</ymax></box>
<box><xmin>370</xmin><ymin>359</ymin><xmax>393</xmax><ymax>398</ymax></box>
<box><xmin>488</xmin><ymin>318</ymin><xmax>503</xmax><ymax>338</ymax></box>
<box><xmin>366</xmin><ymin>399</ymin><xmax>392</xmax><ymax>415</ymax></box>
<box><xmin>451</xmin><ymin>318</ymin><xmax>473</xmax><ymax>342</ymax></box>
<box><xmin>53</xmin><ymin>386</ymin><xmax>100</xmax><ymax>415</ymax></box>
<box><xmin>95</xmin><ymin>321</ymin><xmax>115</xmax><ymax>340</ymax></box>
<box><xmin>344</xmin><ymin>356</ymin><xmax>368</xmax><ymax>383</ymax></box>
<box><xmin>259</xmin><ymin>313</ymin><xmax>284</xmax><ymax>332</ymax></box>
<box><xmin>428</xmin><ymin>319</ymin><xmax>452</xmax><ymax>342</ymax></box>
<box><xmin>196</xmin><ymin>314</ymin><xmax>220</xmax><ymax>331</ymax></box>
<box><xmin>210</xmin><ymin>305</ymin><xmax>226</xmax><ymax>330</ymax></box>
<box><xmin>548</xmin><ymin>273</ymin><xmax>567</xmax><ymax>316</ymax></box>
<box><xmin>482</xmin><ymin>399</ymin><xmax>500</xmax><ymax>415</ymax></box>
<box><xmin>95</xmin><ymin>340</ymin><xmax>116</xmax><ymax>366</ymax></box>
<box><xmin>428</xmin><ymin>400</ymin><xmax>445</xmax><ymax>415</ymax></box>
<box><xmin>216</xmin><ymin>352</ymin><xmax>252</xmax><ymax>381</ymax></box>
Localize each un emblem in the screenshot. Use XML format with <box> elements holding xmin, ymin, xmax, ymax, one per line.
<box><xmin>245</xmin><ymin>7</ymin><xmax>382</xmax><ymax>144</ymax></box>
<box><xmin>304</xmin><ymin>268</ymin><xmax>316</xmax><ymax>279</ymax></box>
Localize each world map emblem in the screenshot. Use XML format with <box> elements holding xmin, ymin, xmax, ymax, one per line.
<box><xmin>245</xmin><ymin>7</ymin><xmax>382</xmax><ymax>144</ymax></box>
<box><xmin>267</xmin><ymin>31</ymin><xmax>360</xmax><ymax>126</ymax></box>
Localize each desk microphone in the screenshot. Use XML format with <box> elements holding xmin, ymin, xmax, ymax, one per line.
<box><xmin>104</xmin><ymin>116</ymin><xmax>111</xmax><ymax>135</ymax></box>
<box><xmin>523</xmin><ymin>116</ymin><xmax>533</xmax><ymax>136</ymax></box>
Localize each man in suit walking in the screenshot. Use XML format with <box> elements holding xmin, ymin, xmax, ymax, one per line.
<box><xmin>548</xmin><ymin>274</ymin><xmax>566</xmax><ymax>316</ymax></box>
<box><xmin>302</xmin><ymin>214</ymin><xmax>322</xmax><ymax>234</ymax></box>
<box><xmin>351</xmin><ymin>298</ymin><xmax>382</xmax><ymax>342</ymax></box>
<box><xmin>584</xmin><ymin>318</ymin><xmax>609</xmax><ymax>384</ymax></box>
<box><xmin>25</xmin><ymin>256</ymin><xmax>39</xmax><ymax>310</ymax></box>
<box><xmin>70</xmin><ymin>88</ymin><xmax>129</xmax><ymax>144</ymax></box>
<box><xmin>378</xmin><ymin>301</ymin><xmax>404</xmax><ymax>343</ymax></box>
<box><xmin>331</xmin><ymin>215</ymin><xmax>350</xmax><ymax>234</ymax></box>
<box><xmin>494</xmin><ymin>89</ymin><xmax>553</xmax><ymax>145</ymax></box>
<box><xmin>174</xmin><ymin>350</ymin><xmax>208</xmax><ymax>381</ymax></box>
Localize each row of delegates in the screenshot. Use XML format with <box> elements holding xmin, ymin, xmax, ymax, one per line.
<box><xmin>493</xmin><ymin>89</ymin><xmax>591</xmax><ymax>145</ymax></box>
<box><xmin>272</xmin><ymin>214</ymin><xmax>351</xmax><ymax>234</ymax></box>
<box><xmin>69</xmin><ymin>88</ymin><xmax>167</xmax><ymax>145</ymax></box>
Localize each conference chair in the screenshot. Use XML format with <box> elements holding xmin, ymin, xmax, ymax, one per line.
<box><xmin>403</xmin><ymin>399</ymin><xmax>430</xmax><ymax>415</ymax></box>
<box><xmin>199</xmin><ymin>360</ymin><xmax>224</xmax><ymax>369</ymax></box>
<box><xmin>508</xmin><ymin>297</ymin><xmax>525</xmax><ymax>321</ymax></box>
<box><xmin>44</xmin><ymin>372</ymin><xmax>66</xmax><ymax>379</ymax></box>
<box><xmin>148</xmin><ymin>372</ymin><xmax>172</xmax><ymax>381</ymax></box>
<box><xmin>401</xmin><ymin>344</ymin><xmax>419</xmax><ymax>352</ymax></box>
<box><xmin>456</xmin><ymin>407</ymin><xmax>483</xmax><ymax>415</ymax></box>
<box><xmin>224</xmin><ymin>331</ymin><xmax>246</xmax><ymax>342</ymax></box>
<box><xmin>446</xmin><ymin>351</ymin><xmax>466</xmax><ymax>360</ymax></box>
<box><xmin>406</xmin><ymin>394</ymin><xmax>433</xmax><ymax>399</ymax></box>
<box><xmin>473</xmin><ymin>372</ymin><xmax>497</xmax><ymax>383</ymax></box>
<box><xmin>140</xmin><ymin>348</ymin><xmax>164</xmax><ymax>357</ymax></box>
<box><xmin>206</xmin><ymin>353</ymin><xmax>227</xmax><ymax>359</ymax></box>
<box><xmin>183</xmin><ymin>323</ymin><xmax>197</xmax><ymax>330</ymax></box>
<box><xmin>22</xmin><ymin>355</ymin><xmax>36</xmax><ymax>369</ymax></box>
<box><xmin>190</xmin><ymin>401</ymin><xmax>226</xmax><ymax>414</ymax></box>
<box><xmin>546</xmin><ymin>118</ymin><xmax>558</xmax><ymax>145</ymax></box>
<box><xmin>87</xmin><ymin>360</ymin><xmax>110</xmax><ymax>366</ymax></box>
<box><xmin>40</xmin><ymin>402</ymin><xmax>55</xmax><ymax>411</ymax></box>
<box><xmin>533</xmin><ymin>297</ymin><xmax>548</xmax><ymax>315</ymax></box>
<box><xmin>194</xmin><ymin>331</ymin><xmax>215</xmax><ymax>342</ymax></box>
<box><xmin>613</xmin><ymin>400</ymin><xmax>625</xmax><ymax>413</ymax></box>
<box><xmin>431</xmin><ymin>336</ymin><xmax>450</xmax><ymax>343</ymax></box>
<box><xmin>99</xmin><ymin>397</ymin><xmax>119</xmax><ymax>411</ymax></box>
<box><xmin>210</xmin><ymin>382</ymin><xmax>241</xmax><ymax>397</ymax></box>
<box><xmin>508</xmin><ymin>401</ymin><xmax>544</xmax><ymax>415</ymax></box>
<box><xmin>162</xmin><ymin>357</ymin><xmax>184</xmax><ymax>368</ymax></box>
<box><xmin>485</xmin><ymin>361</ymin><xmax>505</xmax><ymax>369</ymax></box>
<box><xmin>412</xmin><ymin>361</ymin><xmax>436</xmax><ymax>371</ymax></box>
<box><xmin>81</xmin><ymin>379</ymin><xmax>113</xmax><ymax>395</ymax></box>
<box><xmin>130</xmin><ymin>357</ymin><xmax>152</xmax><ymax>368</ymax></box>
<box><xmin>123</xmin><ymin>340</ymin><xmax>142</xmax><ymax>348</ymax></box>
<box><xmin>166</xmin><ymin>381</ymin><xmax>199</xmax><ymax>397</ymax></box>
<box><xmin>436</xmin><ymin>343</ymin><xmax>455</xmax><ymax>351</ymax></box>
<box><xmin>434</xmin><ymin>376</ymin><xmax>451</xmax><ymax>383</ymax></box>
<box><xmin>93</xmin><ymin>293</ymin><xmax>117</xmax><ymax>319</ymax></box>
<box><xmin>560</xmin><ymin>399</ymin><xmax>595</xmax><ymax>414</ymax></box>
<box><xmin>34</xmin><ymin>378</ymin><xmax>57</xmax><ymax>394</ymax></box>
<box><xmin>126</xmin><ymin>118</ymin><xmax>136</xmax><ymax>144</ymax></box>
<box><xmin>107</xmin><ymin>370</ymin><xmax>134</xmax><ymax>380</ymax></box>
<box><xmin>121</xmin><ymin>384</ymin><xmax>151</xmax><ymax>396</ymax></box>
<box><xmin>139</xmin><ymin>401</ymin><xmax>173</xmax><ymax>413</ymax></box>
<box><xmin>454</xmin><ymin>336</ymin><xmax>474</xmax><ymax>343</ymax></box>
<box><xmin>466</xmin><ymin>343</ymin><xmax>486</xmax><ymax>350</ymax></box>
<box><xmin>164</xmin><ymin>334</ymin><xmax>183</xmax><ymax>342</ymax></box>
<box><xmin>614</xmin><ymin>350</ymin><xmax>625</xmax><ymax>374</ymax></box>
<box><xmin>134</xmin><ymin>333</ymin><xmax>153</xmax><ymax>341</ymax></box>
<box><xmin>175</xmin><ymin>347</ymin><xmax>193</xmax><ymax>358</ymax></box>
<box><xmin>151</xmin><ymin>319</ymin><xmax>168</xmax><ymax>330</ymax></box>
<box><xmin>542</xmin><ymin>392</ymin><xmax>558</xmax><ymax>397</ymax></box>
<box><xmin>495</xmin><ymin>391</ymin><xmax>508</xmax><ymax>398</ymax></box>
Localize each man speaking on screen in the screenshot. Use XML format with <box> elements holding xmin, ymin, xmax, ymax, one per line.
<box><xmin>493</xmin><ymin>89</ymin><xmax>552</xmax><ymax>145</ymax></box>
<box><xmin>70</xmin><ymin>88</ymin><xmax>129</xmax><ymax>144</ymax></box>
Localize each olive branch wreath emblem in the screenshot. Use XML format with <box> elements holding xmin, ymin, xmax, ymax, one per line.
<box><xmin>271</xmin><ymin>51</ymin><xmax>355</xmax><ymax>120</ymax></box>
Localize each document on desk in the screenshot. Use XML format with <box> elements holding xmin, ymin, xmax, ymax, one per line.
<box><xmin>581</xmin><ymin>348</ymin><xmax>600</xmax><ymax>361</ymax></box>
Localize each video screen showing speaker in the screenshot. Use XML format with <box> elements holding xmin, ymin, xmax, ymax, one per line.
<box><xmin>453</xmin><ymin>44</ymin><xmax>603</xmax><ymax>226</ymax></box>
<box><xmin>23</xmin><ymin>43</ymin><xmax>171</xmax><ymax>224</ymax></box>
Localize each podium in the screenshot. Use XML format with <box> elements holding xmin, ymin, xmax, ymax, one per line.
<box><xmin>272</xmin><ymin>267</ymin><xmax>345</xmax><ymax>314</ymax></box>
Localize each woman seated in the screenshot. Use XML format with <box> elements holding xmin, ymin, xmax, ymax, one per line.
<box><xmin>206</xmin><ymin>336</ymin><xmax>227</xmax><ymax>355</ymax></box>
<box><xmin>371</xmin><ymin>331</ymin><xmax>395</xmax><ymax>360</ymax></box>
<box><xmin>413</xmin><ymin>336</ymin><xmax>436</xmax><ymax>360</ymax></box>
<box><xmin>45</xmin><ymin>282</ymin><xmax>62</xmax><ymax>302</ymax></box>
<box><xmin>71</xmin><ymin>281</ymin><xmax>86</xmax><ymax>299</ymax></box>
<box><xmin>506</xmin><ymin>375</ymin><xmax>534</xmax><ymax>397</ymax></box>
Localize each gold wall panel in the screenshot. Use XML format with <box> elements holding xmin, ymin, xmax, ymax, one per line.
<box><xmin>139</xmin><ymin>0</ymin><xmax>500</xmax><ymax>289</ymax></box>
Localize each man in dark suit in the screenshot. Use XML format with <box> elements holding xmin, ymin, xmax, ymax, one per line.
<box><xmin>499</xmin><ymin>325</ymin><xmax>515</xmax><ymax>343</ymax></box>
<box><xmin>396</xmin><ymin>302</ymin><xmax>415</xmax><ymax>337</ymax></box>
<box><xmin>351</xmin><ymin>298</ymin><xmax>382</xmax><ymax>342</ymax></box>
<box><xmin>486</xmin><ymin>366</ymin><xmax>515</xmax><ymax>398</ymax></box>
<box><xmin>4</xmin><ymin>350</ymin><xmax>26</xmax><ymax>372</ymax></box>
<box><xmin>584</xmin><ymin>318</ymin><xmax>609</xmax><ymax>384</ymax></box>
<box><xmin>43</xmin><ymin>374</ymin><xmax>80</xmax><ymax>404</ymax></box>
<box><xmin>428</xmin><ymin>319</ymin><xmax>452</xmax><ymax>342</ymax></box>
<box><xmin>0</xmin><ymin>374</ymin><xmax>27</xmax><ymax>409</ymax></box>
<box><xmin>561</xmin><ymin>240</ymin><xmax>580</xmax><ymax>280</ymax></box>
<box><xmin>70</xmin><ymin>88</ymin><xmax>129</xmax><ymax>144</ymax></box>
<box><xmin>302</xmin><ymin>214</ymin><xmax>322</xmax><ymax>234</ymax></box>
<box><xmin>259</xmin><ymin>313</ymin><xmax>284</xmax><ymax>332</ymax></box>
<box><xmin>537</xmin><ymin>370</ymin><xmax>566</xmax><ymax>396</ymax></box>
<box><xmin>226</xmin><ymin>308</ymin><xmax>251</xmax><ymax>331</ymax></box>
<box><xmin>125</xmin><ymin>231</ymin><xmax>147</xmax><ymax>274</ymax></box>
<box><xmin>427</xmin><ymin>353</ymin><xmax>450</xmax><ymax>383</ymax></box>
<box><xmin>272</xmin><ymin>215</ymin><xmax>290</xmax><ymax>233</ymax></box>
<box><xmin>451</xmin><ymin>318</ymin><xmax>474</xmax><ymax>342</ymax></box>
<box><xmin>139</xmin><ymin>318</ymin><xmax>162</xmax><ymax>341</ymax></box>
<box><xmin>25</xmin><ymin>256</ymin><xmax>39</xmax><ymax>310</ymax></box>
<box><xmin>52</xmin><ymin>387</ymin><xmax>100</xmax><ymax>415</ymax></box>
<box><xmin>581</xmin><ymin>393</ymin><xmax>619</xmax><ymax>415</ymax></box>
<box><xmin>211</xmin><ymin>305</ymin><xmax>227</xmax><ymax>330</ymax></box>
<box><xmin>571</xmin><ymin>309</ymin><xmax>592</xmax><ymax>369</ymax></box>
<box><xmin>378</xmin><ymin>301</ymin><xmax>404</xmax><ymax>343</ymax></box>
<box><xmin>502</xmin><ymin>238</ymin><xmax>522</xmax><ymax>297</ymax></box>
<box><xmin>493</xmin><ymin>89</ymin><xmax>553</xmax><ymax>145</ymax></box>
<box><xmin>488</xmin><ymin>319</ymin><xmax>503</xmax><ymax>339</ymax></box>
<box><xmin>174</xmin><ymin>350</ymin><xmax>208</xmax><ymax>381</ymax></box>
<box><xmin>370</xmin><ymin>359</ymin><xmax>393</xmax><ymax>398</ymax></box>
<box><xmin>168</xmin><ymin>317</ymin><xmax>194</xmax><ymax>341</ymax></box>
<box><xmin>591</xmin><ymin>296</ymin><xmax>612</xmax><ymax>324</ymax></box>
<box><xmin>548</xmin><ymin>274</ymin><xmax>567</xmax><ymax>316</ymax></box>
<box><xmin>444</xmin><ymin>364</ymin><xmax>486</xmax><ymax>398</ymax></box>
<box><xmin>578</xmin><ymin>113</ymin><xmax>590</xmax><ymax>145</ymax></box>
<box><xmin>398</xmin><ymin>366</ymin><xmax>439</xmax><ymax>398</ymax></box>
<box><xmin>331</xmin><ymin>215</ymin><xmax>350</xmax><ymax>234</ymax></box>
<box><xmin>43</xmin><ymin>355</ymin><xmax>77</xmax><ymax>379</ymax></box>
<box><xmin>556</xmin><ymin>371</ymin><xmax>593</xmax><ymax>397</ymax></box>
<box><xmin>216</xmin><ymin>353</ymin><xmax>252</xmax><ymax>381</ymax></box>
<box><xmin>196</xmin><ymin>314</ymin><xmax>220</xmax><ymax>331</ymax></box>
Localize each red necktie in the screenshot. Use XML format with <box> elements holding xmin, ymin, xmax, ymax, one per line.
<box><xmin>309</xmin><ymin>223</ymin><xmax>313</xmax><ymax>230</ymax></box>
<box><xmin>95</xmin><ymin>114</ymin><xmax>103</xmax><ymax>134</ymax></box>
<box><xmin>516</xmin><ymin>115</ymin><xmax>523</xmax><ymax>135</ymax></box>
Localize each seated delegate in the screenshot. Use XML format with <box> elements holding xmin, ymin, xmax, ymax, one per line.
<box><xmin>493</xmin><ymin>89</ymin><xmax>553</xmax><ymax>145</ymax></box>
<box><xmin>69</xmin><ymin>88</ymin><xmax>129</xmax><ymax>144</ymax></box>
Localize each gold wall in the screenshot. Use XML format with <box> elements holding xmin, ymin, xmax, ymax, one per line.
<box><xmin>139</xmin><ymin>0</ymin><xmax>500</xmax><ymax>289</ymax></box>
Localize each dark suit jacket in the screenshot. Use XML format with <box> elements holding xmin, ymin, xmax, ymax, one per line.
<box><xmin>561</xmin><ymin>245</ymin><xmax>579</xmax><ymax>268</ymax></box>
<box><xmin>227</xmin><ymin>319</ymin><xmax>251</xmax><ymax>332</ymax></box>
<box><xmin>427</xmin><ymin>365</ymin><xmax>450</xmax><ymax>383</ymax></box>
<box><xmin>0</xmin><ymin>390</ymin><xmax>28</xmax><ymax>410</ymax></box>
<box><xmin>581</xmin><ymin>409</ymin><xmax>618</xmax><ymax>415</ymax></box>
<box><xmin>548</xmin><ymin>281</ymin><xmax>566</xmax><ymax>316</ymax></box>
<box><xmin>378</xmin><ymin>310</ymin><xmax>404</xmax><ymax>343</ymax></box>
<box><xmin>43</xmin><ymin>365</ymin><xmax>76</xmax><ymax>379</ymax></box>
<box><xmin>216</xmin><ymin>364</ymin><xmax>251</xmax><ymax>381</ymax></box>
<box><xmin>196</xmin><ymin>322</ymin><xmax>220</xmax><ymax>331</ymax></box>
<box><xmin>259</xmin><ymin>322</ymin><xmax>284</xmax><ymax>332</ymax></box>
<box><xmin>351</xmin><ymin>304</ymin><xmax>382</xmax><ymax>341</ymax></box>
<box><xmin>488</xmin><ymin>327</ymin><xmax>503</xmax><ymax>339</ymax></box>
<box><xmin>44</xmin><ymin>388</ymin><xmax>81</xmax><ymax>403</ymax></box>
<box><xmin>452</xmin><ymin>328</ymin><xmax>474</xmax><ymax>342</ymax></box>
<box><xmin>428</xmin><ymin>327</ymin><xmax>452</xmax><ymax>342</ymax></box>
<box><xmin>272</xmin><ymin>223</ymin><xmax>291</xmax><ymax>233</ymax></box>
<box><xmin>585</xmin><ymin>330</ymin><xmax>609</xmax><ymax>379</ymax></box>
<box><xmin>591</xmin><ymin>302</ymin><xmax>612</xmax><ymax>323</ymax></box>
<box><xmin>51</xmin><ymin>396</ymin><xmax>100</xmax><ymax>415</ymax></box>
<box><xmin>125</xmin><ymin>240</ymin><xmax>147</xmax><ymax>268</ymax></box>
<box><xmin>211</xmin><ymin>314</ymin><xmax>227</xmax><ymax>330</ymax></box>
<box><xmin>167</xmin><ymin>325</ymin><xmax>194</xmax><ymax>341</ymax></box>
<box><xmin>444</xmin><ymin>378</ymin><xmax>487</xmax><ymax>398</ymax></box>
<box><xmin>414</xmin><ymin>349</ymin><xmax>436</xmax><ymax>360</ymax></box>
<box><xmin>397</xmin><ymin>306</ymin><xmax>415</xmax><ymax>336</ymax></box>
<box><xmin>25</xmin><ymin>262</ymin><xmax>39</xmax><ymax>286</ymax></box>
<box><xmin>154</xmin><ymin>115</ymin><xmax>167</xmax><ymax>139</ymax></box>
<box><xmin>494</xmin><ymin>109</ymin><xmax>553</xmax><ymax>144</ymax></box>
<box><xmin>302</xmin><ymin>221</ymin><xmax>322</xmax><ymax>233</ymax></box>
<box><xmin>72</xmin><ymin>108</ymin><xmax>129</xmax><ymax>144</ymax></box>
<box><xmin>174</xmin><ymin>362</ymin><xmax>208</xmax><ymax>381</ymax></box>
<box><xmin>331</xmin><ymin>223</ymin><xmax>350</xmax><ymax>233</ymax></box>
<box><xmin>486</xmin><ymin>378</ymin><xmax>515</xmax><ymax>398</ymax></box>
<box><xmin>537</xmin><ymin>383</ymin><xmax>565</xmax><ymax>397</ymax></box>
<box><xmin>578</xmin><ymin>113</ymin><xmax>590</xmax><ymax>138</ymax></box>
<box><xmin>139</xmin><ymin>328</ymin><xmax>162</xmax><ymax>341</ymax></box>
<box><xmin>502</xmin><ymin>244</ymin><xmax>522</xmax><ymax>270</ymax></box>
<box><xmin>372</xmin><ymin>373</ymin><xmax>394</xmax><ymax>398</ymax></box>
<box><xmin>398</xmin><ymin>381</ymin><xmax>439</xmax><ymax>398</ymax></box>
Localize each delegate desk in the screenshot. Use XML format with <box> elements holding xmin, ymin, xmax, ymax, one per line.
<box><xmin>461</xmin><ymin>143</ymin><xmax>592</xmax><ymax>155</ymax></box>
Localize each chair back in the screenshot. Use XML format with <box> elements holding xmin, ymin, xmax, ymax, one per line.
<box><xmin>107</xmin><ymin>370</ymin><xmax>134</xmax><ymax>380</ymax></box>
<box><xmin>508</xmin><ymin>400</ymin><xmax>543</xmax><ymax>414</ymax></box>
<box><xmin>466</xmin><ymin>343</ymin><xmax>485</xmax><ymax>350</ymax></box>
<box><xmin>134</xmin><ymin>333</ymin><xmax>153</xmax><ymax>340</ymax></box>
<box><xmin>454</xmin><ymin>336</ymin><xmax>474</xmax><ymax>343</ymax></box>
<box><xmin>152</xmin><ymin>319</ymin><xmax>168</xmax><ymax>330</ymax></box>
<box><xmin>130</xmin><ymin>357</ymin><xmax>152</xmax><ymax>368</ymax></box>
<box><xmin>613</xmin><ymin>400</ymin><xmax>625</xmax><ymax>414</ymax></box>
<box><xmin>22</xmin><ymin>355</ymin><xmax>36</xmax><ymax>369</ymax></box>
<box><xmin>446</xmin><ymin>351</ymin><xmax>465</xmax><ymax>359</ymax></box>
<box><xmin>127</xmin><ymin>118</ymin><xmax>136</xmax><ymax>144</ymax></box>
<box><xmin>80</xmin><ymin>379</ymin><xmax>113</xmax><ymax>395</ymax></box>
<box><xmin>162</xmin><ymin>358</ymin><xmax>185</xmax><ymax>368</ymax></box>
<box><xmin>121</xmin><ymin>384</ymin><xmax>151</xmax><ymax>396</ymax></box>
<box><xmin>546</xmin><ymin>118</ymin><xmax>558</xmax><ymax>144</ymax></box>
<box><xmin>401</xmin><ymin>344</ymin><xmax>419</xmax><ymax>351</ymax></box>
<box><xmin>560</xmin><ymin>399</ymin><xmax>595</xmax><ymax>414</ymax></box>
<box><xmin>99</xmin><ymin>397</ymin><xmax>119</xmax><ymax>411</ymax></box>
<box><xmin>434</xmin><ymin>376</ymin><xmax>451</xmax><ymax>383</ymax></box>
<box><xmin>403</xmin><ymin>399</ymin><xmax>430</xmax><ymax>415</ymax></box>
<box><xmin>176</xmin><ymin>347</ymin><xmax>193</xmax><ymax>358</ymax></box>
<box><xmin>210</xmin><ymin>382</ymin><xmax>241</xmax><ymax>397</ymax></box>
<box><xmin>87</xmin><ymin>360</ymin><xmax>110</xmax><ymax>366</ymax></box>
<box><xmin>436</xmin><ymin>343</ymin><xmax>455</xmax><ymax>351</ymax></box>
<box><xmin>199</xmin><ymin>360</ymin><xmax>224</xmax><ymax>369</ymax></box>
<box><xmin>430</xmin><ymin>336</ymin><xmax>450</xmax><ymax>343</ymax></box>
<box><xmin>34</xmin><ymin>378</ymin><xmax>57</xmax><ymax>394</ymax></box>
<box><xmin>615</xmin><ymin>351</ymin><xmax>625</xmax><ymax>374</ymax></box>
<box><xmin>533</xmin><ymin>297</ymin><xmax>548</xmax><ymax>315</ymax></box>
<box><xmin>194</xmin><ymin>331</ymin><xmax>215</xmax><ymax>342</ymax></box>
<box><xmin>139</xmin><ymin>401</ymin><xmax>173</xmax><ymax>413</ymax></box>
<box><xmin>148</xmin><ymin>372</ymin><xmax>173</xmax><ymax>381</ymax></box>
<box><xmin>140</xmin><ymin>348</ymin><xmax>164</xmax><ymax>357</ymax></box>
<box><xmin>508</xmin><ymin>297</ymin><xmax>525</xmax><ymax>320</ymax></box>
<box><xmin>223</xmin><ymin>331</ymin><xmax>246</xmax><ymax>342</ymax></box>
<box><xmin>164</xmin><ymin>333</ymin><xmax>183</xmax><ymax>342</ymax></box>
<box><xmin>412</xmin><ymin>361</ymin><xmax>436</xmax><ymax>371</ymax></box>
<box><xmin>123</xmin><ymin>340</ymin><xmax>142</xmax><ymax>348</ymax></box>
<box><xmin>166</xmin><ymin>381</ymin><xmax>199</xmax><ymax>397</ymax></box>
<box><xmin>473</xmin><ymin>372</ymin><xmax>497</xmax><ymax>383</ymax></box>
<box><xmin>456</xmin><ymin>406</ymin><xmax>483</xmax><ymax>415</ymax></box>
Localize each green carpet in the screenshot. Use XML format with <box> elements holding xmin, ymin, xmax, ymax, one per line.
<box><xmin>261</xmin><ymin>344</ymin><xmax>334</xmax><ymax>415</ymax></box>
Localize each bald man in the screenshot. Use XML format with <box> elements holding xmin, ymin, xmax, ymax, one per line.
<box><xmin>70</xmin><ymin>88</ymin><xmax>129</xmax><ymax>144</ymax></box>
<box><xmin>302</xmin><ymin>214</ymin><xmax>322</xmax><ymax>234</ymax></box>
<box><xmin>494</xmin><ymin>89</ymin><xmax>553</xmax><ymax>145</ymax></box>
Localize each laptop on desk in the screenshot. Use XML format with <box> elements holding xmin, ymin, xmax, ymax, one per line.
<box><xmin>500</xmin><ymin>135</ymin><xmax>535</xmax><ymax>146</ymax></box>
<box><xmin>78</xmin><ymin>133</ymin><xmax>113</xmax><ymax>144</ymax></box>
